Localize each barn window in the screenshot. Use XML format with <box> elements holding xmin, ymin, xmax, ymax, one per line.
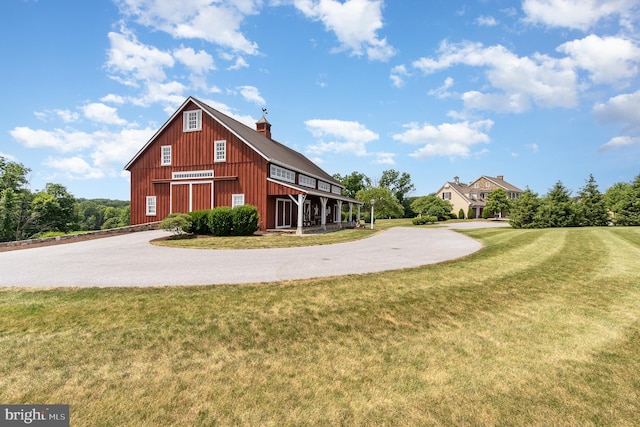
<box><xmin>270</xmin><ymin>164</ymin><xmax>295</xmax><ymax>183</ymax></box>
<box><xmin>146</xmin><ymin>196</ymin><xmax>157</xmax><ymax>216</ymax></box>
<box><xmin>161</xmin><ymin>145</ymin><xmax>171</xmax><ymax>166</ymax></box>
<box><xmin>232</xmin><ymin>194</ymin><xmax>245</xmax><ymax>208</ymax></box>
<box><xmin>183</xmin><ymin>110</ymin><xmax>202</xmax><ymax>132</ymax></box>
<box><xmin>215</xmin><ymin>140</ymin><xmax>226</xmax><ymax>162</ymax></box>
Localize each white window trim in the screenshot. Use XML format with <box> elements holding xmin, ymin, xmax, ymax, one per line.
<box><xmin>161</xmin><ymin>145</ymin><xmax>172</xmax><ymax>166</ymax></box>
<box><xmin>146</xmin><ymin>196</ymin><xmax>157</xmax><ymax>216</ymax></box>
<box><xmin>215</xmin><ymin>140</ymin><xmax>227</xmax><ymax>163</ymax></box>
<box><xmin>172</xmin><ymin>170</ymin><xmax>214</xmax><ymax>180</ymax></box>
<box><xmin>270</xmin><ymin>164</ymin><xmax>296</xmax><ymax>183</ymax></box>
<box><xmin>183</xmin><ymin>110</ymin><xmax>202</xmax><ymax>132</ymax></box>
<box><xmin>299</xmin><ymin>174</ymin><xmax>316</xmax><ymax>189</ymax></box>
<box><xmin>318</xmin><ymin>181</ymin><xmax>331</xmax><ymax>192</ymax></box>
<box><xmin>232</xmin><ymin>194</ymin><xmax>245</xmax><ymax>208</ymax></box>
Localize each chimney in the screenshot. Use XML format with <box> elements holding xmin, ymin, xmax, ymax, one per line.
<box><xmin>497</xmin><ymin>175</ymin><xmax>504</xmax><ymax>180</ymax></box>
<box><xmin>256</xmin><ymin>114</ymin><xmax>272</xmax><ymax>139</ymax></box>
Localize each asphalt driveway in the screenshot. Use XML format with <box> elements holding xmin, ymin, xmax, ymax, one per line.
<box><xmin>0</xmin><ymin>222</ymin><xmax>509</xmax><ymax>287</ymax></box>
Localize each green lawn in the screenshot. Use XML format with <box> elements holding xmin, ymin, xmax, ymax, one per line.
<box><xmin>1</xmin><ymin>226</ymin><xmax>639</xmax><ymax>426</ymax></box>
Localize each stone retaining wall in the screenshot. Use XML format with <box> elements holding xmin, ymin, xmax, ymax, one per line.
<box><xmin>0</xmin><ymin>223</ymin><xmax>160</xmax><ymax>251</ymax></box>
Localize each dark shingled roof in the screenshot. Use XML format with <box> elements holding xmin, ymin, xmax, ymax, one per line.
<box><xmin>126</xmin><ymin>97</ymin><xmax>341</xmax><ymax>188</ymax></box>
<box><xmin>193</xmin><ymin>97</ymin><xmax>340</xmax><ymax>186</ymax></box>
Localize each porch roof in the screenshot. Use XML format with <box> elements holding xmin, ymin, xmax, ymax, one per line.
<box><xmin>266</xmin><ymin>178</ymin><xmax>363</xmax><ymax>205</ymax></box>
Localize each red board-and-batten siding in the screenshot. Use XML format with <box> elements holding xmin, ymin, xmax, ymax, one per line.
<box><xmin>128</xmin><ymin>101</ymin><xmax>270</xmax><ymax>227</ymax></box>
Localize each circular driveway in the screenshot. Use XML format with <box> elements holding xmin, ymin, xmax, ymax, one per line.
<box><xmin>0</xmin><ymin>222</ymin><xmax>509</xmax><ymax>287</ymax></box>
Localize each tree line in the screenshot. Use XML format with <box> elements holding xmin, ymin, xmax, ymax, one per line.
<box><xmin>508</xmin><ymin>174</ymin><xmax>640</xmax><ymax>228</ymax></box>
<box><xmin>334</xmin><ymin>169</ymin><xmax>640</xmax><ymax>227</ymax></box>
<box><xmin>0</xmin><ymin>156</ymin><xmax>130</xmax><ymax>242</ymax></box>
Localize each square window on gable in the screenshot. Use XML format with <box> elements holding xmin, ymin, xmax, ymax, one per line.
<box><xmin>183</xmin><ymin>110</ymin><xmax>202</xmax><ymax>132</ymax></box>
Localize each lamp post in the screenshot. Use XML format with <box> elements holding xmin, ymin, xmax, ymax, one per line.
<box><xmin>370</xmin><ymin>198</ymin><xmax>375</xmax><ymax>230</ymax></box>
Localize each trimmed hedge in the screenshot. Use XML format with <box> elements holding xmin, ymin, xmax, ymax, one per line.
<box><xmin>412</xmin><ymin>216</ymin><xmax>437</xmax><ymax>225</ymax></box>
<box><xmin>231</xmin><ymin>205</ymin><xmax>259</xmax><ymax>236</ymax></box>
<box><xmin>208</xmin><ymin>207</ymin><xmax>233</xmax><ymax>236</ymax></box>
<box><xmin>188</xmin><ymin>210</ymin><xmax>211</xmax><ymax>234</ymax></box>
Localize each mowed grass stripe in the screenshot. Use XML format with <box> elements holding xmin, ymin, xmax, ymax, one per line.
<box><xmin>0</xmin><ymin>227</ymin><xmax>639</xmax><ymax>425</ymax></box>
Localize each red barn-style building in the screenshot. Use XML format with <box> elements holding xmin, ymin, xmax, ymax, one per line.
<box><xmin>125</xmin><ymin>97</ymin><xmax>362</xmax><ymax>234</ymax></box>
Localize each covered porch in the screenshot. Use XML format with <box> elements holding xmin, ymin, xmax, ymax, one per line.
<box><xmin>266</xmin><ymin>179</ymin><xmax>363</xmax><ymax>235</ymax></box>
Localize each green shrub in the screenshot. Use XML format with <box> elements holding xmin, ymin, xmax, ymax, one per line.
<box><xmin>208</xmin><ymin>207</ymin><xmax>233</xmax><ymax>236</ymax></box>
<box><xmin>188</xmin><ymin>210</ymin><xmax>211</xmax><ymax>234</ymax></box>
<box><xmin>449</xmin><ymin>212</ymin><xmax>458</xmax><ymax>220</ymax></box>
<box><xmin>160</xmin><ymin>213</ymin><xmax>192</xmax><ymax>235</ymax></box>
<box><xmin>38</xmin><ymin>231</ymin><xmax>67</xmax><ymax>238</ymax></box>
<box><xmin>412</xmin><ymin>216</ymin><xmax>437</xmax><ymax>225</ymax></box>
<box><xmin>467</xmin><ymin>207</ymin><xmax>474</xmax><ymax>220</ymax></box>
<box><xmin>458</xmin><ymin>208</ymin><xmax>465</xmax><ymax>220</ymax></box>
<box><xmin>232</xmin><ymin>205</ymin><xmax>259</xmax><ymax>236</ymax></box>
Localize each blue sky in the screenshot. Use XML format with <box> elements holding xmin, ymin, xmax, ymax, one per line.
<box><xmin>2</xmin><ymin>0</ymin><xmax>639</xmax><ymax>201</ymax></box>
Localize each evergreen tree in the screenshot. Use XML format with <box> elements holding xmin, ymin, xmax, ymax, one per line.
<box><xmin>576</xmin><ymin>174</ymin><xmax>609</xmax><ymax>226</ymax></box>
<box><xmin>613</xmin><ymin>173</ymin><xmax>640</xmax><ymax>226</ymax></box>
<box><xmin>535</xmin><ymin>181</ymin><xmax>579</xmax><ymax>228</ymax></box>
<box><xmin>509</xmin><ymin>187</ymin><xmax>540</xmax><ymax>228</ymax></box>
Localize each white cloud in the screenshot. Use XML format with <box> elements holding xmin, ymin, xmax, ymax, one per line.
<box><xmin>373</xmin><ymin>152</ymin><xmax>396</xmax><ymax>165</ymax></box>
<box><xmin>390</xmin><ymin>64</ymin><xmax>410</xmax><ymax>87</ymax></box>
<box><xmin>115</xmin><ymin>0</ymin><xmax>260</xmax><ymax>54</ymax></box>
<box><xmin>237</xmin><ymin>86</ymin><xmax>266</xmax><ymax>105</ymax></box>
<box><xmin>412</xmin><ymin>40</ymin><xmax>578</xmax><ymax>111</ymax></box>
<box><xmin>593</xmin><ymin>90</ymin><xmax>640</xmax><ymax>130</ymax></box>
<box><xmin>525</xmin><ymin>143</ymin><xmax>539</xmax><ymax>153</ymax></box>
<box><xmin>106</xmin><ymin>29</ymin><xmax>175</xmax><ymax>85</ymax></box>
<box><xmin>594</xmin><ymin>90</ymin><xmax>640</xmax><ymax>151</ymax></box>
<box><xmin>173</xmin><ymin>46</ymin><xmax>215</xmax><ymax>74</ymax></box>
<box><xmin>522</xmin><ymin>0</ymin><xmax>639</xmax><ymax>31</ymax></box>
<box><xmin>392</xmin><ymin>119</ymin><xmax>494</xmax><ymax>159</ymax></box>
<box><xmin>599</xmin><ymin>135</ymin><xmax>640</xmax><ymax>151</ymax></box>
<box><xmin>34</xmin><ymin>109</ymin><xmax>80</xmax><ymax>123</ymax></box>
<box><xmin>43</xmin><ymin>156</ymin><xmax>105</xmax><ymax>180</ymax></box>
<box><xmin>293</xmin><ymin>0</ymin><xmax>396</xmax><ymax>61</ymax></box>
<box><xmin>305</xmin><ymin>119</ymin><xmax>379</xmax><ymax>156</ymax></box>
<box><xmin>0</xmin><ymin>152</ymin><xmax>17</xmax><ymax>162</ymax></box>
<box><xmin>10</xmin><ymin>126</ymin><xmax>156</xmax><ymax>176</ymax></box>
<box><xmin>428</xmin><ymin>77</ymin><xmax>455</xmax><ymax>99</ymax></box>
<box><xmin>227</xmin><ymin>56</ymin><xmax>249</xmax><ymax>70</ymax></box>
<box><xmin>131</xmin><ymin>80</ymin><xmax>187</xmax><ymax>108</ymax></box>
<box><xmin>557</xmin><ymin>35</ymin><xmax>640</xmax><ymax>86</ymax></box>
<box><xmin>476</xmin><ymin>15</ymin><xmax>498</xmax><ymax>26</ymax></box>
<box><xmin>82</xmin><ymin>103</ymin><xmax>128</xmax><ymax>126</ymax></box>
<box><xmin>10</xmin><ymin>127</ymin><xmax>96</xmax><ymax>152</ymax></box>
<box><xmin>101</xmin><ymin>94</ymin><xmax>126</xmax><ymax>104</ymax></box>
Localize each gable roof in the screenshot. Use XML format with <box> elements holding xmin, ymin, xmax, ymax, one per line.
<box><xmin>473</xmin><ymin>175</ymin><xmax>524</xmax><ymax>193</ymax></box>
<box><xmin>125</xmin><ymin>97</ymin><xmax>340</xmax><ymax>187</ymax></box>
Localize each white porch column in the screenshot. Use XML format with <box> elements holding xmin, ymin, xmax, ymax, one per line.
<box><xmin>289</xmin><ymin>194</ymin><xmax>306</xmax><ymax>235</ymax></box>
<box><xmin>357</xmin><ymin>204</ymin><xmax>361</xmax><ymax>224</ymax></box>
<box><xmin>348</xmin><ymin>203</ymin><xmax>353</xmax><ymax>224</ymax></box>
<box><xmin>337</xmin><ymin>200</ymin><xmax>343</xmax><ymax>229</ymax></box>
<box><xmin>320</xmin><ymin>197</ymin><xmax>328</xmax><ymax>231</ymax></box>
